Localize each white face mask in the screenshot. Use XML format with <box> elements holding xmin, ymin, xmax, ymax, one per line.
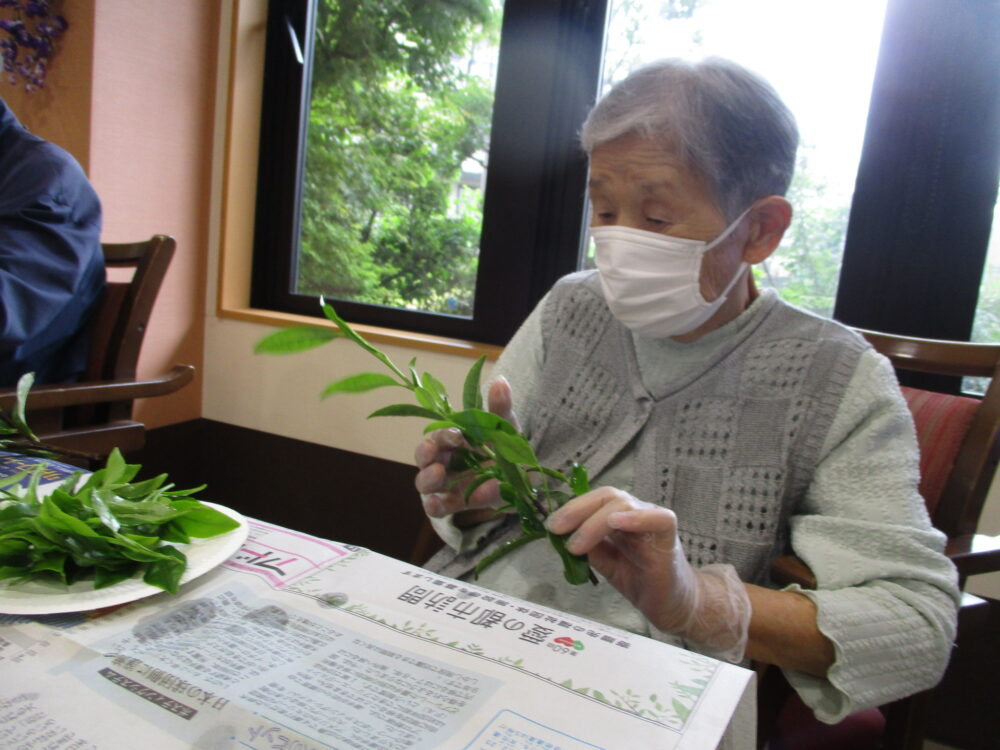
<box><xmin>591</xmin><ymin>210</ymin><xmax>750</xmax><ymax>338</ymax></box>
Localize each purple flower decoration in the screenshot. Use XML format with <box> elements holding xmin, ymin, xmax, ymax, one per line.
<box><xmin>0</xmin><ymin>0</ymin><xmax>66</xmax><ymax>91</ymax></box>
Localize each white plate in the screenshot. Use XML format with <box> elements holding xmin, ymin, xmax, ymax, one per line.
<box><xmin>0</xmin><ymin>502</ymin><xmax>249</xmax><ymax>616</ymax></box>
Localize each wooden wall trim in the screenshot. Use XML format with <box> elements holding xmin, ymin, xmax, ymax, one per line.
<box><xmin>133</xmin><ymin>418</ymin><xmax>440</xmax><ymax>565</ymax></box>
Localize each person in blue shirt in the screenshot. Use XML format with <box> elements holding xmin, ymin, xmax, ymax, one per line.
<box><xmin>0</xmin><ymin>97</ymin><xmax>104</xmax><ymax>386</ymax></box>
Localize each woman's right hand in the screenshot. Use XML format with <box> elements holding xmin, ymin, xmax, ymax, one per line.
<box><xmin>414</xmin><ymin>376</ymin><xmax>518</xmax><ymax>526</ymax></box>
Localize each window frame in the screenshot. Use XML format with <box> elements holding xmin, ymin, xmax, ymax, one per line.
<box><xmin>834</xmin><ymin>0</ymin><xmax>1000</xmax><ymax>390</ymax></box>
<box><xmin>250</xmin><ymin>0</ymin><xmax>1000</xmax><ymax>374</ymax></box>
<box><xmin>250</xmin><ymin>0</ymin><xmax>608</xmax><ymax>346</ymax></box>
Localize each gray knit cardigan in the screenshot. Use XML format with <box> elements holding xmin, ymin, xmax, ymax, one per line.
<box><xmin>426</xmin><ymin>271</ymin><xmax>959</xmax><ymax>723</ymax></box>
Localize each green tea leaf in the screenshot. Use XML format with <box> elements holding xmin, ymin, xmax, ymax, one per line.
<box><xmin>448</xmin><ymin>408</ymin><xmax>517</xmax><ymax>445</ymax></box>
<box><xmin>159</xmin><ymin>521</ymin><xmax>191</xmax><ymax>544</ymax></box>
<box><xmin>84</xmin><ymin>448</ymin><xmax>139</xmax><ymax>488</ymax></box>
<box><xmin>493</xmin><ymin>454</ymin><xmax>536</xmax><ymax>509</ymax></box>
<box><xmin>48</xmin><ymin>490</ymin><xmax>87</xmax><ymax>520</ymax></box>
<box><xmin>490</xmin><ymin>431</ymin><xmax>539</xmax><ymax>466</ymax></box>
<box><xmin>412</xmin><ymin>386</ymin><xmax>439</xmax><ymax>412</ymax></box>
<box><xmin>474</xmin><ymin>530</ymin><xmax>545</xmax><ymax>578</ymax></box>
<box><xmin>320</xmin><ymin>372</ymin><xmax>400</xmax><ymax>398</ymax></box>
<box><xmin>11</xmin><ymin>373</ymin><xmax>38</xmax><ymax>440</ymax></box>
<box><xmin>30</xmin><ymin>550</ymin><xmax>69</xmax><ymax>582</ymax></box>
<box><xmin>143</xmin><ymin>546</ymin><xmax>187</xmax><ymax>594</ymax></box>
<box><xmin>101</xmin><ymin>498</ymin><xmax>182</xmax><ymax>525</ymax></box>
<box><xmin>161</xmin><ymin>484</ymin><xmax>208</xmax><ymax>498</ymax></box>
<box><xmin>90</xmin><ymin>489</ymin><xmax>122</xmax><ymax>533</ymax></box>
<box><xmin>423</xmin><ymin>420</ymin><xmax>459</xmax><ymax>434</ymax></box>
<box><xmin>320</xmin><ymin>300</ymin><xmax>399</xmax><ymax>374</ymax></box>
<box><xmin>94</xmin><ymin>562</ymin><xmax>140</xmax><ymax>589</ymax></box>
<box><xmin>570</xmin><ymin>463</ymin><xmax>591</xmax><ymax>496</ymax></box>
<box><xmin>171</xmin><ymin>504</ymin><xmax>240</xmax><ymax>538</ymax></box>
<box><xmin>102</xmin><ymin>448</ymin><xmax>127</xmax><ymax>486</ymax></box>
<box><xmin>0</xmin><ymin>565</ymin><xmax>30</xmax><ymax>582</ymax></box>
<box><xmin>254</xmin><ymin>326</ymin><xmax>338</xmax><ymax>354</ymax></box>
<box><xmin>114</xmin><ymin>474</ymin><xmax>169</xmax><ymax>499</ymax></box>
<box><xmin>549</xmin><ymin>533</ymin><xmax>594</xmax><ymax>585</ymax></box>
<box><xmin>422</xmin><ymin>372</ymin><xmax>451</xmax><ymax>411</ymax></box>
<box><xmin>448</xmin><ymin>447</ymin><xmax>485</xmax><ymax>472</ymax></box>
<box><xmin>0</xmin><ymin>470</ymin><xmax>33</xmax><ymax>492</ymax></box>
<box><xmin>368</xmin><ymin>404</ymin><xmax>443</xmax><ymax>420</ymax></box>
<box><xmin>462</xmin><ymin>473</ymin><xmax>496</xmax><ymax>501</ymax></box>
<box><xmin>463</xmin><ymin>356</ymin><xmax>486</xmax><ymax>410</ymax></box>
<box><xmin>104</xmin><ymin>532</ymin><xmax>178</xmax><ymax>564</ymax></box>
<box><xmin>538</xmin><ymin>466</ymin><xmax>569</xmax><ymax>484</ymax></box>
<box><xmin>37</xmin><ymin>495</ymin><xmax>102</xmax><ymax>538</ymax></box>
<box><xmin>0</xmin><ymin>502</ymin><xmax>38</xmax><ymax>531</ymax></box>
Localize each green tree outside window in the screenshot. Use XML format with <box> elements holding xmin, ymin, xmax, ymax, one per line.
<box><xmin>297</xmin><ymin>0</ymin><xmax>501</xmax><ymax>317</ymax></box>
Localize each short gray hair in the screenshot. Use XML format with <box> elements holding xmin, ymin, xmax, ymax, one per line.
<box><xmin>580</xmin><ymin>57</ymin><xmax>799</xmax><ymax>220</ymax></box>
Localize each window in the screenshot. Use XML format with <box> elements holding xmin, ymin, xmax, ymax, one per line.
<box><xmin>973</xmin><ymin>194</ymin><xmax>1000</xmax><ymax>344</ymax></box>
<box><xmin>252</xmin><ymin>0</ymin><xmax>606</xmax><ymax>346</ymax></box>
<box><xmin>294</xmin><ymin>2</ymin><xmax>502</xmax><ymax>319</ymax></box>
<box><xmin>252</xmin><ymin>0</ymin><xmax>1000</xmax><ymax>373</ymax></box>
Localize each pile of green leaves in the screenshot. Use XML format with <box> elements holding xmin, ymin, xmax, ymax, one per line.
<box><xmin>255</xmin><ymin>301</ymin><xmax>596</xmax><ymax>585</ymax></box>
<box><xmin>0</xmin><ymin>450</ymin><xmax>240</xmax><ymax>594</ymax></box>
<box><xmin>0</xmin><ymin>374</ymin><xmax>240</xmax><ymax>594</ymax></box>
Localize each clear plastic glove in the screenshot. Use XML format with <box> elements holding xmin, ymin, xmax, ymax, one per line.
<box><xmin>414</xmin><ymin>376</ymin><xmax>518</xmax><ymax>525</ymax></box>
<box><xmin>544</xmin><ymin>487</ymin><xmax>752</xmax><ymax>663</ymax></box>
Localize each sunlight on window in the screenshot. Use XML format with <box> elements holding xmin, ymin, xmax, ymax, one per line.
<box><xmin>965</xmin><ymin>195</ymin><xmax>1000</xmax><ymax>393</ymax></box>
<box><xmin>972</xmin><ymin>198</ymin><xmax>1000</xmax><ymax>344</ymax></box>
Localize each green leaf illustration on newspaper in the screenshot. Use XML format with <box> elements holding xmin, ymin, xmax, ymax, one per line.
<box><xmin>254</xmin><ymin>301</ymin><xmax>596</xmax><ymax>585</ymax></box>
<box><xmin>337</xmin><ymin>600</ymin><xmax>708</xmax><ymax>729</ymax></box>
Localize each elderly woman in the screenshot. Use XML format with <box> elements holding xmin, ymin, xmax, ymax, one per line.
<box><xmin>415</xmin><ymin>57</ymin><xmax>959</xmax><ymax>725</ymax></box>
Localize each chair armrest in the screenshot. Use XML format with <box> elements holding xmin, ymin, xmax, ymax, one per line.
<box><xmin>769</xmin><ymin>554</ymin><xmax>818</xmax><ymax>589</ymax></box>
<box><xmin>0</xmin><ymin>364</ymin><xmax>195</xmax><ymax>410</ymax></box>
<box><xmin>946</xmin><ymin>533</ymin><xmax>1000</xmax><ymax>578</ymax></box>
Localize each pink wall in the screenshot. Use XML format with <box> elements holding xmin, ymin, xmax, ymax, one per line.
<box><xmin>1</xmin><ymin>2</ymin><xmax>94</xmax><ymax>168</ymax></box>
<box><xmin>4</xmin><ymin>1</ymin><xmax>216</xmax><ymax>428</ymax></box>
<box><xmin>86</xmin><ymin>0</ymin><xmax>218</xmax><ymax>427</ymax></box>
<box><xmin>5</xmin><ymin>0</ymin><xmax>219</xmax><ymax>429</ymax></box>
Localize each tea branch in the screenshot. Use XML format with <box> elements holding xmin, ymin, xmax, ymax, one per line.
<box><xmin>255</xmin><ymin>300</ymin><xmax>597</xmax><ymax>585</ymax></box>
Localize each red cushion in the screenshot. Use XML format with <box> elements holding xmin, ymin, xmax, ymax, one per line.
<box><xmin>900</xmin><ymin>386</ymin><xmax>979</xmax><ymax>516</ymax></box>
<box><xmin>770</xmin><ymin>694</ymin><xmax>885</xmax><ymax>750</ymax></box>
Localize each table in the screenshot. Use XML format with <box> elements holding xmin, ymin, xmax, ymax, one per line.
<box><xmin>1</xmin><ymin>513</ymin><xmax>754</xmax><ymax>750</ymax></box>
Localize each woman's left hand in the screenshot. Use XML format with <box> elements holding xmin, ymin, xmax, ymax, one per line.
<box><xmin>544</xmin><ymin>487</ymin><xmax>697</xmax><ymax>631</ymax></box>
<box><xmin>545</xmin><ymin>487</ymin><xmax>752</xmax><ymax>662</ymax></box>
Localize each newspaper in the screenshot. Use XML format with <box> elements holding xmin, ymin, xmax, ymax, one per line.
<box><xmin>0</xmin><ymin>518</ymin><xmax>755</xmax><ymax>750</ymax></box>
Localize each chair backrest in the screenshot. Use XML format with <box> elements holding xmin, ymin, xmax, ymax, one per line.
<box><xmin>87</xmin><ymin>235</ymin><xmax>176</xmax><ymax>385</ymax></box>
<box><xmin>73</xmin><ymin>235</ymin><xmax>176</xmax><ymax>428</ymax></box>
<box><xmin>854</xmin><ymin>328</ymin><xmax>1000</xmax><ymax>539</ymax></box>
<box><xmin>0</xmin><ymin>234</ymin><xmax>187</xmax><ymax>462</ymax></box>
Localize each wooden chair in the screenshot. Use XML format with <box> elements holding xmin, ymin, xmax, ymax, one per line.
<box><xmin>0</xmin><ymin>235</ymin><xmax>194</xmax><ymax>462</ymax></box>
<box><xmin>761</xmin><ymin>328</ymin><xmax>1000</xmax><ymax>750</ymax></box>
